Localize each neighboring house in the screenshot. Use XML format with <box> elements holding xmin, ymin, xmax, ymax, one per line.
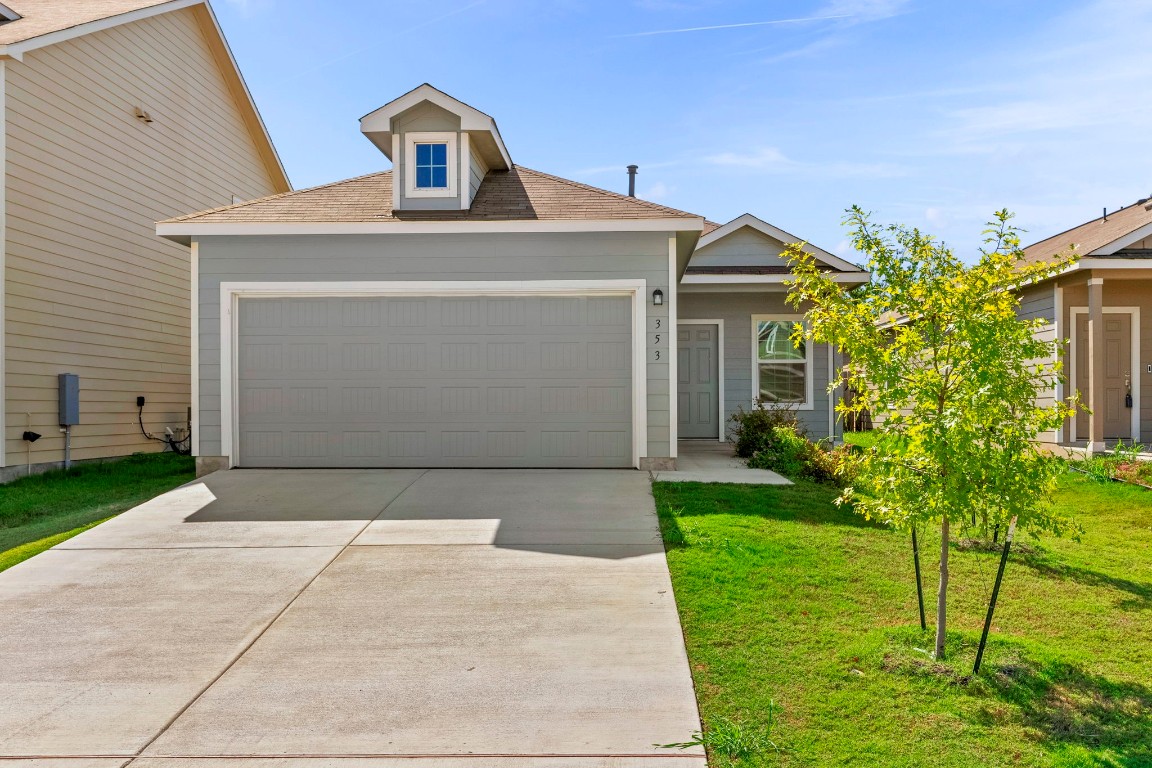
<box><xmin>158</xmin><ymin>85</ymin><xmax>867</xmax><ymax>474</ymax></box>
<box><xmin>0</xmin><ymin>0</ymin><xmax>289</xmax><ymax>481</ymax></box>
<box><xmin>1018</xmin><ymin>199</ymin><xmax>1152</xmax><ymax>452</ymax></box>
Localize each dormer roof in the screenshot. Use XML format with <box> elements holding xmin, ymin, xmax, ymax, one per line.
<box><xmin>360</xmin><ymin>83</ymin><xmax>512</xmax><ymax>171</ymax></box>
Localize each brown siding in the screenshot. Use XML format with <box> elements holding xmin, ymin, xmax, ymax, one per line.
<box><xmin>4</xmin><ymin>7</ymin><xmax>283</xmax><ymax>466</ymax></box>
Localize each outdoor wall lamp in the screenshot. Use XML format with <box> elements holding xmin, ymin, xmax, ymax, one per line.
<box><xmin>653</xmin><ymin>289</ymin><xmax>664</xmax><ymax>306</ymax></box>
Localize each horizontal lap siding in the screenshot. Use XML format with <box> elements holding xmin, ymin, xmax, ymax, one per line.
<box><xmin>1016</xmin><ymin>284</ymin><xmax>1059</xmax><ymax>442</ymax></box>
<box><xmin>678</xmin><ymin>292</ymin><xmax>835</xmax><ymax>439</ymax></box>
<box><xmin>4</xmin><ymin>9</ymin><xmax>282</xmax><ymax>466</ymax></box>
<box><xmin>196</xmin><ymin>232</ymin><xmax>674</xmax><ymax>461</ymax></box>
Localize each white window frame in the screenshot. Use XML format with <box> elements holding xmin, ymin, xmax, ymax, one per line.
<box><xmin>405</xmin><ymin>131</ymin><xmax>458</xmax><ymax>199</ymax></box>
<box><xmin>751</xmin><ymin>314</ymin><xmax>813</xmax><ymax>411</ymax></box>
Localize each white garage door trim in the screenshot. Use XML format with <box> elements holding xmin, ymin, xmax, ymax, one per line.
<box><xmin>219</xmin><ymin>280</ymin><xmax>649</xmax><ymax>469</ymax></box>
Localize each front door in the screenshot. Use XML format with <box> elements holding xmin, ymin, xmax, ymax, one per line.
<box><xmin>1075</xmin><ymin>312</ymin><xmax>1132</xmax><ymax>440</ymax></box>
<box><xmin>678</xmin><ymin>324</ymin><xmax>720</xmax><ymax>439</ymax></box>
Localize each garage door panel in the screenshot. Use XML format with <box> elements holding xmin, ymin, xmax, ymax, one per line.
<box><xmin>237</xmin><ymin>296</ymin><xmax>633</xmax><ymax>468</ymax></box>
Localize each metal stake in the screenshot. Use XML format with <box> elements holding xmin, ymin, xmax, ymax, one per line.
<box><xmin>912</xmin><ymin>527</ymin><xmax>926</xmax><ymax>630</ymax></box>
<box><xmin>974</xmin><ymin>515</ymin><xmax>1018</xmax><ymax>675</ymax></box>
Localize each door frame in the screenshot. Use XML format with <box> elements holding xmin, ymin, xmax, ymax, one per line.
<box><xmin>220</xmin><ymin>280</ymin><xmax>649</xmax><ymax>469</ymax></box>
<box><xmin>679</xmin><ymin>319</ymin><xmax>725</xmax><ymax>443</ymax></box>
<box><xmin>1069</xmin><ymin>306</ymin><xmax>1140</xmax><ymax>442</ymax></box>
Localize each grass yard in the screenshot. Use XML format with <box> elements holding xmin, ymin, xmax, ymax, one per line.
<box><xmin>0</xmin><ymin>453</ymin><xmax>195</xmax><ymax>572</ymax></box>
<box><xmin>653</xmin><ymin>472</ymin><xmax>1152</xmax><ymax>767</ymax></box>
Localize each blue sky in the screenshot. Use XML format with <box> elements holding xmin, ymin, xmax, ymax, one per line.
<box><xmin>216</xmin><ymin>0</ymin><xmax>1152</xmax><ymax>259</ymax></box>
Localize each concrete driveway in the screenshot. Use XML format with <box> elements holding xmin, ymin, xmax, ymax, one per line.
<box><xmin>0</xmin><ymin>469</ymin><xmax>704</xmax><ymax>768</ymax></box>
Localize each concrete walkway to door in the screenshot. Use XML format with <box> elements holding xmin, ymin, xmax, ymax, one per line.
<box><xmin>0</xmin><ymin>469</ymin><xmax>705</xmax><ymax>768</ymax></box>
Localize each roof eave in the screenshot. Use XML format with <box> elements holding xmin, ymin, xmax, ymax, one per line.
<box><xmin>0</xmin><ymin>0</ymin><xmax>198</xmax><ymax>60</ymax></box>
<box><xmin>158</xmin><ymin>217</ymin><xmax>706</xmax><ymax>240</ymax></box>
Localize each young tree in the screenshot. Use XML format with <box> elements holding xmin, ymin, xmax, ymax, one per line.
<box><xmin>785</xmin><ymin>208</ymin><xmax>1080</xmax><ymax>659</ymax></box>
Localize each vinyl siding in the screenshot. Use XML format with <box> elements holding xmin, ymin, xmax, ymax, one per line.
<box><xmin>678</xmin><ymin>292</ymin><xmax>836</xmax><ymax>439</ymax></box>
<box><xmin>690</xmin><ymin>227</ymin><xmax>789</xmax><ymax>269</ymax></box>
<box><xmin>4</xmin><ymin>7</ymin><xmax>283</xmax><ymax>467</ymax></box>
<box><xmin>195</xmin><ymin>232</ymin><xmax>675</xmax><ymax>462</ymax></box>
<box><xmin>1015</xmin><ymin>284</ymin><xmax>1059</xmax><ymax>442</ymax></box>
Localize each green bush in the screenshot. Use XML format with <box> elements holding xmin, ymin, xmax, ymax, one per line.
<box><xmin>728</xmin><ymin>402</ymin><xmax>803</xmax><ymax>458</ymax></box>
<box><xmin>743</xmin><ymin>423</ymin><xmax>856</xmax><ymax>486</ymax></box>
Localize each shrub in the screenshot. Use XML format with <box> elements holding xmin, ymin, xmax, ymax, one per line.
<box><xmin>729</xmin><ymin>402</ymin><xmax>803</xmax><ymax>458</ymax></box>
<box><xmin>745</xmin><ymin>423</ymin><xmax>857</xmax><ymax>486</ymax></box>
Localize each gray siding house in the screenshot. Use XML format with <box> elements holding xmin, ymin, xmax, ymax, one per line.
<box><xmin>159</xmin><ymin>85</ymin><xmax>868</xmax><ymax>473</ymax></box>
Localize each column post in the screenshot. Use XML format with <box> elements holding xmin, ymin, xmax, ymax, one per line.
<box><xmin>1087</xmin><ymin>277</ymin><xmax>1106</xmax><ymax>455</ymax></box>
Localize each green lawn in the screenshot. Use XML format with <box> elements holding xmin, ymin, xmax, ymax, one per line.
<box><xmin>0</xmin><ymin>453</ymin><xmax>195</xmax><ymax>572</ymax></box>
<box><xmin>653</xmin><ymin>472</ymin><xmax>1152</xmax><ymax>767</ymax></box>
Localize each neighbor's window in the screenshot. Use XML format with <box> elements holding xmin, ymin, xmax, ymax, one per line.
<box><xmin>414</xmin><ymin>142</ymin><xmax>449</xmax><ymax>189</ymax></box>
<box><xmin>754</xmin><ymin>317</ymin><xmax>809</xmax><ymax>406</ymax></box>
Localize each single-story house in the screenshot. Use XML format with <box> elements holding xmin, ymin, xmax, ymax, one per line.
<box><xmin>1019</xmin><ymin>199</ymin><xmax>1152</xmax><ymax>451</ymax></box>
<box><xmin>158</xmin><ymin>84</ymin><xmax>869</xmax><ymax>473</ymax></box>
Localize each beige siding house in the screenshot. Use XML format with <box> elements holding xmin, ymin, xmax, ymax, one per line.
<box><xmin>1017</xmin><ymin>199</ymin><xmax>1152</xmax><ymax>452</ymax></box>
<box><xmin>0</xmin><ymin>0</ymin><xmax>289</xmax><ymax>479</ymax></box>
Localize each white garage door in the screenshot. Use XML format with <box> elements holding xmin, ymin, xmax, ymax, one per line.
<box><xmin>235</xmin><ymin>295</ymin><xmax>634</xmax><ymax>468</ymax></box>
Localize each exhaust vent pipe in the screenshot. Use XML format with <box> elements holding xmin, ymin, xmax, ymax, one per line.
<box><xmin>627</xmin><ymin>165</ymin><xmax>638</xmax><ymax>197</ymax></box>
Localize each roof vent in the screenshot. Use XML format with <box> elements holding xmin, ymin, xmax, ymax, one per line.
<box><xmin>627</xmin><ymin>165</ymin><xmax>638</xmax><ymax>197</ymax></box>
<box><xmin>1144</xmin><ymin>195</ymin><xmax>1152</xmax><ymax>211</ymax></box>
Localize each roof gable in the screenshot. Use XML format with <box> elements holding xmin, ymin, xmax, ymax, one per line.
<box><xmin>0</xmin><ymin>0</ymin><xmax>186</xmax><ymax>49</ymax></box>
<box><xmin>694</xmin><ymin>213</ymin><xmax>861</xmax><ymax>273</ymax></box>
<box><xmin>0</xmin><ymin>0</ymin><xmax>290</xmax><ymax>193</ymax></box>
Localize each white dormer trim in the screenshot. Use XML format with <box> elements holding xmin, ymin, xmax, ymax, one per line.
<box><xmin>0</xmin><ymin>3</ymin><xmax>22</xmax><ymax>22</ymax></box>
<box><xmin>404</xmin><ymin>132</ymin><xmax>458</xmax><ymax>200</ymax></box>
<box><xmin>360</xmin><ymin>84</ymin><xmax>512</xmax><ymax>171</ymax></box>
<box><xmin>698</xmin><ymin>213</ymin><xmax>861</xmax><ymax>273</ymax></box>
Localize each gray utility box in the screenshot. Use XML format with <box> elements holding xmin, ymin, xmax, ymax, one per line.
<box><xmin>58</xmin><ymin>373</ymin><xmax>80</xmax><ymax>426</ymax></box>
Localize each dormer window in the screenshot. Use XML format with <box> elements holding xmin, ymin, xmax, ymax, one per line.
<box><xmin>405</xmin><ymin>131</ymin><xmax>457</xmax><ymax>198</ymax></box>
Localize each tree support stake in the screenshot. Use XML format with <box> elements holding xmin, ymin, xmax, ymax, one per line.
<box><xmin>974</xmin><ymin>515</ymin><xmax>1018</xmax><ymax>675</ymax></box>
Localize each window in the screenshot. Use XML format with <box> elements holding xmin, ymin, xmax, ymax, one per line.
<box><xmin>753</xmin><ymin>317</ymin><xmax>811</xmax><ymax>407</ymax></box>
<box><xmin>415</xmin><ymin>142</ymin><xmax>448</xmax><ymax>189</ymax></box>
<box><xmin>404</xmin><ymin>132</ymin><xmax>457</xmax><ymax>198</ymax></box>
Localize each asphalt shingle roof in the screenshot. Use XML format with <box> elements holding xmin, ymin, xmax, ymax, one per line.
<box><xmin>0</xmin><ymin>0</ymin><xmax>176</xmax><ymax>46</ymax></box>
<box><xmin>1022</xmin><ymin>198</ymin><xmax>1152</xmax><ymax>264</ymax></box>
<box><xmin>164</xmin><ymin>166</ymin><xmax>705</xmax><ymax>224</ymax></box>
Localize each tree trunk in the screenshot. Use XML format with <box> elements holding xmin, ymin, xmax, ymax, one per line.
<box><xmin>936</xmin><ymin>515</ymin><xmax>950</xmax><ymax>658</ymax></box>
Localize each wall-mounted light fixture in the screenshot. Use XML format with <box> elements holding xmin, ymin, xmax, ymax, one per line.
<box><xmin>653</xmin><ymin>289</ymin><xmax>664</xmax><ymax>306</ymax></box>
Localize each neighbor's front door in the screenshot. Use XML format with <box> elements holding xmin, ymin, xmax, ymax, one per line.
<box><xmin>678</xmin><ymin>324</ymin><xmax>720</xmax><ymax>439</ymax></box>
<box><xmin>1075</xmin><ymin>312</ymin><xmax>1132</xmax><ymax>440</ymax></box>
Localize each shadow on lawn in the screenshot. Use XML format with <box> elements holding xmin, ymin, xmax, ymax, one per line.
<box><xmin>653</xmin><ymin>480</ymin><xmax>883</xmax><ymax>532</ymax></box>
<box><xmin>982</xmin><ymin>657</ymin><xmax>1152</xmax><ymax>763</ymax></box>
<box><xmin>883</xmin><ymin>631</ymin><xmax>1151</xmax><ymax>764</ymax></box>
<box><xmin>1015</xmin><ymin>554</ymin><xmax>1152</xmax><ymax>611</ymax></box>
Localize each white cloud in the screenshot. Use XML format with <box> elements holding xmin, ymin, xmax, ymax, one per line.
<box><xmin>816</xmin><ymin>0</ymin><xmax>912</xmax><ymax>22</ymax></box>
<box><xmin>641</xmin><ymin>182</ymin><xmax>675</xmax><ymax>201</ymax></box>
<box><xmin>704</xmin><ymin>147</ymin><xmax>908</xmax><ymax>179</ymax></box>
<box><xmin>705</xmin><ymin>147</ymin><xmax>792</xmax><ymax>169</ymax></box>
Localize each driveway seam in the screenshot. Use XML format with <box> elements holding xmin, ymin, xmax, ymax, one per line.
<box><xmin>121</xmin><ymin>469</ymin><xmax>430</xmax><ymax>766</ymax></box>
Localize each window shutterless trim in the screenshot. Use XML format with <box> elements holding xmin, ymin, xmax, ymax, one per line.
<box><xmin>404</xmin><ymin>131</ymin><xmax>458</xmax><ymax>199</ymax></box>
<box><xmin>751</xmin><ymin>314</ymin><xmax>814</xmax><ymax>411</ymax></box>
